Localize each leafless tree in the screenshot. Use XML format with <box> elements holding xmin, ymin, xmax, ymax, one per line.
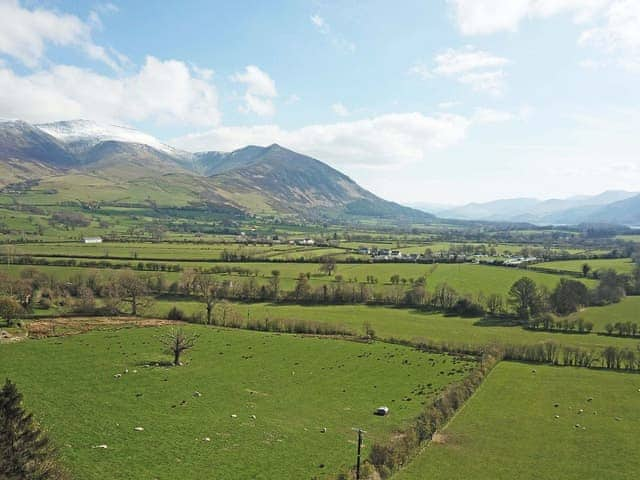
<box><xmin>160</xmin><ymin>328</ymin><xmax>199</xmax><ymax>366</ymax></box>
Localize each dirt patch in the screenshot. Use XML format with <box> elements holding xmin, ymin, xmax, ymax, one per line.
<box><xmin>26</xmin><ymin>317</ymin><xmax>184</xmax><ymax>338</ymax></box>
<box><xmin>431</xmin><ymin>433</ymin><xmax>448</xmax><ymax>444</ymax></box>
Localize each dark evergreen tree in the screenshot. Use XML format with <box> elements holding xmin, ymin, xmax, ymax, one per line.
<box><xmin>0</xmin><ymin>379</ymin><xmax>66</xmax><ymax>480</ymax></box>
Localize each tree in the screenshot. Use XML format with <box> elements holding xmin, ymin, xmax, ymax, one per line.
<box><xmin>160</xmin><ymin>328</ymin><xmax>199</xmax><ymax>366</ymax></box>
<box><xmin>508</xmin><ymin>277</ymin><xmax>542</xmax><ymax>320</ymax></box>
<box><xmin>0</xmin><ymin>296</ymin><xmax>23</xmax><ymax>327</ymax></box>
<box><xmin>193</xmin><ymin>274</ymin><xmax>219</xmax><ymax>325</ymax></box>
<box><xmin>486</xmin><ymin>293</ymin><xmax>504</xmax><ymax>316</ymax></box>
<box><xmin>0</xmin><ymin>379</ymin><xmax>67</xmax><ymax>479</ymax></box>
<box><xmin>550</xmin><ymin>279</ymin><xmax>589</xmax><ymax>315</ymax></box>
<box><xmin>593</xmin><ymin>269</ymin><xmax>626</xmax><ymax>305</ymax></box>
<box><xmin>582</xmin><ymin>263</ymin><xmax>591</xmax><ymax>278</ymax></box>
<box><xmin>117</xmin><ymin>270</ymin><xmax>149</xmax><ymax>316</ymax></box>
<box><xmin>319</xmin><ymin>257</ymin><xmax>337</xmax><ymax>276</ymax></box>
<box><xmin>294</xmin><ymin>273</ymin><xmax>311</xmax><ymax>301</ymax></box>
<box><xmin>269</xmin><ymin>270</ymin><xmax>281</xmax><ymax>301</ymax></box>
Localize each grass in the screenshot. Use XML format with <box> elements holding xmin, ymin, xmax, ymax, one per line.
<box><xmin>395</xmin><ymin>361</ymin><xmax>640</xmax><ymax>480</ymax></box>
<box><xmin>567</xmin><ymin>296</ymin><xmax>640</xmax><ymax>331</ymax></box>
<box><xmin>0</xmin><ymin>325</ymin><xmax>473</xmax><ymax>479</ymax></box>
<box><xmin>148</xmin><ymin>301</ymin><xmax>640</xmax><ymax>350</ymax></box>
<box><xmin>536</xmin><ymin>258</ymin><xmax>637</xmax><ymax>275</ymax></box>
<box><xmin>2</xmin><ymin>259</ymin><xmax>596</xmax><ymax>298</ymax></box>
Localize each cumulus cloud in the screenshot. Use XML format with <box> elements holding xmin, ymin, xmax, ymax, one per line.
<box><xmin>231</xmin><ymin>65</ymin><xmax>278</xmax><ymax>116</ymax></box>
<box><xmin>331</xmin><ymin>102</ymin><xmax>350</xmax><ymax>117</ymax></box>
<box><xmin>172</xmin><ymin>112</ymin><xmax>470</xmax><ymax>167</ymax></box>
<box><xmin>0</xmin><ymin>56</ymin><xmax>221</xmax><ymax>126</ymax></box>
<box><xmin>449</xmin><ymin>0</ymin><xmax>640</xmax><ymax>71</ymax></box>
<box><xmin>0</xmin><ymin>0</ymin><xmax>126</xmax><ymax>70</ymax></box>
<box><xmin>448</xmin><ymin>0</ymin><xmax>609</xmax><ymax>35</ymax></box>
<box><xmin>310</xmin><ymin>13</ymin><xmax>356</xmax><ymax>53</ymax></box>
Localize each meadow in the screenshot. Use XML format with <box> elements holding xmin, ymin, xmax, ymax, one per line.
<box><xmin>395</xmin><ymin>361</ymin><xmax>640</xmax><ymax>480</ymax></box>
<box><xmin>2</xmin><ymin>259</ymin><xmax>596</xmax><ymax>298</ymax></box>
<box><xmin>535</xmin><ymin>257</ymin><xmax>637</xmax><ymax>275</ymax></box>
<box><xmin>146</xmin><ymin>301</ymin><xmax>640</xmax><ymax>351</ymax></box>
<box><xmin>0</xmin><ymin>325</ymin><xmax>473</xmax><ymax>479</ymax></box>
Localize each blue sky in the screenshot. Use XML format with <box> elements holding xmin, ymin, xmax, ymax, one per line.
<box><xmin>1</xmin><ymin>0</ymin><xmax>639</xmax><ymax>204</ymax></box>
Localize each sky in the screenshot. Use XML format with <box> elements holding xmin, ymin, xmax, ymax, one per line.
<box><xmin>1</xmin><ymin>0</ymin><xmax>639</xmax><ymax>205</ymax></box>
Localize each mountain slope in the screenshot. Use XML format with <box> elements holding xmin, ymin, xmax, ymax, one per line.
<box><xmin>0</xmin><ymin>120</ymin><xmax>77</xmax><ymax>171</ymax></box>
<box><xmin>0</xmin><ymin>119</ymin><xmax>432</xmax><ymax>221</ymax></box>
<box><xmin>202</xmin><ymin>144</ymin><xmax>433</xmax><ymax>219</ymax></box>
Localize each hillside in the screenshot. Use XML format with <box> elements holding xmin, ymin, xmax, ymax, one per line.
<box><xmin>0</xmin><ymin>119</ymin><xmax>432</xmax><ymax>221</ymax></box>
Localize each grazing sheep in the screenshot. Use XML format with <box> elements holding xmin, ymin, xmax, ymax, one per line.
<box><xmin>113</xmin><ymin>374</ymin><xmax>122</xmax><ymax>379</ymax></box>
<box><xmin>193</xmin><ymin>391</ymin><xmax>202</xmax><ymax>397</ymax></box>
<box><xmin>320</xmin><ymin>427</ymin><xmax>327</xmax><ymax>433</ymax></box>
<box><xmin>231</xmin><ymin>414</ymin><xmax>238</xmax><ymax>418</ymax></box>
<box><xmin>93</xmin><ymin>444</ymin><xmax>108</xmax><ymax>449</ymax></box>
<box><xmin>134</xmin><ymin>427</ymin><xmax>144</xmax><ymax>432</ymax></box>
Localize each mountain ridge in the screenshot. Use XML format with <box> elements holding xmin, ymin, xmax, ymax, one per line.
<box><xmin>0</xmin><ymin>119</ymin><xmax>433</xmax><ymax>221</ymax></box>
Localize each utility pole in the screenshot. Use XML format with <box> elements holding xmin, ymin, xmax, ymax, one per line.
<box><xmin>352</xmin><ymin>428</ymin><xmax>366</xmax><ymax>479</ymax></box>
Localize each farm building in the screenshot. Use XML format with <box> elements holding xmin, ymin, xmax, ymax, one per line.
<box><xmin>83</xmin><ymin>237</ymin><xmax>103</xmax><ymax>244</ymax></box>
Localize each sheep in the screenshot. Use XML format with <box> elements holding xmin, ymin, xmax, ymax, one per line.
<box><xmin>134</xmin><ymin>427</ymin><xmax>144</xmax><ymax>432</ymax></box>
<box><xmin>92</xmin><ymin>444</ymin><xmax>108</xmax><ymax>449</ymax></box>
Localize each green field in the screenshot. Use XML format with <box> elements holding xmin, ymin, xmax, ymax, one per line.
<box><xmin>536</xmin><ymin>258</ymin><xmax>637</xmax><ymax>275</ymax></box>
<box><xmin>395</xmin><ymin>362</ymin><xmax>640</xmax><ymax>479</ymax></box>
<box><xmin>0</xmin><ymin>326</ymin><xmax>473</xmax><ymax>479</ymax></box>
<box><xmin>144</xmin><ymin>301</ymin><xmax>640</xmax><ymax>351</ymax></box>
<box><xmin>567</xmin><ymin>296</ymin><xmax>640</xmax><ymax>331</ymax></box>
<box><xmin>2</xmin><ymin>260</ymin><xmax>596</xmax><ymax>298</ymax></box>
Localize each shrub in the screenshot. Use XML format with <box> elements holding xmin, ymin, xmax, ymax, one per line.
<box><xmin>167</xmin><ymin>306</ymin><xmax>186</xmax><ymax>321</ymax></box>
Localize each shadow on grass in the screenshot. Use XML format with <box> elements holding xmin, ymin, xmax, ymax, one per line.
<box><xmin>473</xmin><ymin>316</ymin><xmax>522</xmax><ymax>327</ymax></box>
<box><xmin>133</xmin><ymin>359</ymin><xmax>174</xmax><ymax>367</ymax></box>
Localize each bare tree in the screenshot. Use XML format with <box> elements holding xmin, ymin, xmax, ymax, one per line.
<box><xmin>117</xmin><ymin>270</ymin><xmax>149</xmax><ymax>316</ymax></box>
<box><xmin>194</xmin><ymin>273</ymin><xmax>219</xmax><ymax>324</ymax></box>
<box><xmin>160</xmin><ymin>328</ymin><xmax>199</xmax><ymax>366</ymax></box>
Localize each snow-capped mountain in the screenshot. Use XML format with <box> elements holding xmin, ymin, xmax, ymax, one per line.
<box><xmin>37</xmin><ymin>119</ymin><xmax>188</xmax><ymax>158</ymax></box>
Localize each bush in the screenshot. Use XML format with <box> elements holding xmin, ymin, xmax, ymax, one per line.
<box><xmin>167</xmin><ymin>306</ymin><xmax>186</xmax><ymax>321</ymax></box>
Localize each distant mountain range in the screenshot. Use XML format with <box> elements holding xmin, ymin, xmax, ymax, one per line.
<box><xmin>412</xmin><ymin>190</ymin><xmax>640</xmax><ymax>226</ymax></box>
<box><xmin>0</xmin><ymin>119</ymin><xmax>432</xmax><ymax>222</ymax></box>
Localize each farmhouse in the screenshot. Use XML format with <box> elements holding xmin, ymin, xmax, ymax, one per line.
<box><xmin>83</xmin><ymin>237</ymin><xmax>103</xmax><ymax>244</ymax></box>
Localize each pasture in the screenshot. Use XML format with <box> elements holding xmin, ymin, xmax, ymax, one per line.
<box><xmin>395</xmin><ymin>361</ymin><xmax>640</xmax><ymax>480</ymax></box>
<box><xmin>0</xmin><ymin>325</ymin><xmax>473</xmax><ymax>479</ymax></box>
<box><xmin>1</xmin><ymin>259</ymin><xmax>596</xmax><ymax>298</ymax></box>
<box><xmin>536</xmin><ymin>258</ymin><xmax>636</xmax><ymax>275</ymax></box>
<box><xmin>147</xmin><ymin>301</ymin><xmax>640</xmax><ymax>351</ymax></box>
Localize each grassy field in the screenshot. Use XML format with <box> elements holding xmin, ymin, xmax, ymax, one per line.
<box><xmin>2</xmin><ymin>260</ymin><xmax>596</xmax><ymax>298</ymax></box>
<box><xmin>145</xmin><ymin>301</ymin><xmax>640</xmax><ymax>351</ymax></box>
<box><xmin>395</xmin><ymin>362</ymin><xmax>640</xmax><ymax>480</ymax></box>
<box><xmin>536</xmin><ymin>258</ymin><xmax>637</xmax><ymax>275</ymax></box>
<box><xmin>567</xmin><ymin>296</ymin><xmax>640</xmax><ymax>331</ymax></box>
<box><xmin>0</xmin><ymin>326</ymin><xmax>473</xmax><ymax>479</ymax></box>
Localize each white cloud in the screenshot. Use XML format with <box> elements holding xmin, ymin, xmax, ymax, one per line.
<box><xmin>472</xmin><ymin>107</ymin><xmax>514</xmax><ymax>124</ymax></box>
<box><xmin>417</xmin><ymin>46</ymin><xmax>509</xmax><ymax>95</ymax></box>
<box><xmin>434</xmin><ymin>46</ymin><xmax>508</xmax><ymax>75</ymax></box>
<box><xmin>437</xmin><ymin>101</ymin><xmax>461</xmax><ymax>109</ymax></box>
<box><xmin>332</xmin><ymin>102</ymin><xmax>350</xmax><ymax>117</ymax></box>
<box><xmin>0</xmin><ymin>0</ymin><xmax>126</xmax><ymax>70</ymax></box>
<box><xmin>0</xmin><ymin>56</ymin><xmax>221</xmax><ymax>127</ymax></box>
<box><xmin>448</xmin><ymin>0</ymin><xmax>610</xmax><ymax>35</ymax></box>
<box><xmin>579</xmin><ymin>0</ymin><xmax>640</xmax><ymax>70</ymax></box>
<box><xmin>407</xmin><ymin>62</ymin><xmax>432</xmax><ymax>79</ymax></box>
<box><xmin>285</xmin><ymin>93</ymin><xmax>301</xmax><ymax>104</ymax></box>
<box><xmin>231</xmin><ymin>65</ymin><xmax>278</xmax><ymax>117</ymax></box>
<box><xmin>172</xmin><ymin>112</ymin><xmax>470</xmax><ymax>167</ymax></box>
<box><xmin>449</xmin><ymin>0</ymin><xmax>640</xmax><ymax>72</ymax></box>
<box><xmin>310</xmin><ymin>13</ymin><xmax>356</xmax><ymax>53</ymax></box>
